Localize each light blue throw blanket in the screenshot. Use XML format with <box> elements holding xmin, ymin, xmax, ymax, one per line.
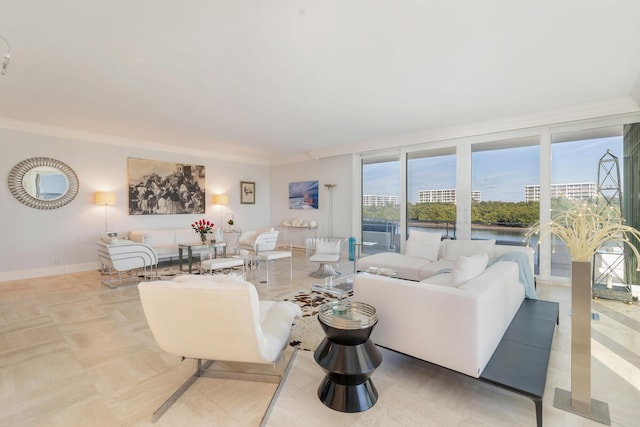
<box><xmin>488</xmin><ymin>251</ymin><xmax>538</xmax><ymax>299</ymax></box>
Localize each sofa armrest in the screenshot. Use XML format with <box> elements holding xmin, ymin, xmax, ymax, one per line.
<box><xmin>96</xmin><ymin>240</ymin><xmax>158</xmax><ymax>272</ymax></box>
<box><xmin>458</xmin><ymin>261</ymin><xmax>524</xmax><ymax>372</ymax></box>
<box><xmin>354</xmin><ymin>273</ymin><xmax>483</xmax><ymax>377</ymax></box>
<box><xmin>493</xmin><ymin>244</ymin><xmax>534</xmax><ymax>274</ymax></box>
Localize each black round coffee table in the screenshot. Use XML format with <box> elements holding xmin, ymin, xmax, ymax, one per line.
<box><xmin>313</xmin><ymin>301</ymin><xmax>382</xmax><ymax>413</ymax></box>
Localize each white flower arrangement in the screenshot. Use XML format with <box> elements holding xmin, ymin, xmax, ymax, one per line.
<box><xmin>524</xmin><ymin>198</ymin><xmax>640</xmax><ymax>265</ymax></box>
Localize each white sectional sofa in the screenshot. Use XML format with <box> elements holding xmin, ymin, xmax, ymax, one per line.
<box><xmin>353</xmin><ymin>230</ymin><xmax>538</xmax><ymax>378</ymax></box>
<box><xmin>128</xmin><ymin>228</ymin><xmax>204</xmax><ymax>261</ymax></box>
<box><xmin>354</xmin><ymin>260</ymin><xmax>525</xmax><ymax>378</ymax></box>
<box><xmin>357</xmin><ymin>231</ymin><xmax>534</xmax><ymax>282</ymax></box>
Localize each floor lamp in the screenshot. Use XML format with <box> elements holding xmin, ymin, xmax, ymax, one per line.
<box><xmin>95</xmin><ymin>191</ymin><xmax>117</xmax><ymax>235</ymax></box>
<box><xmin>324</xmin><ymin>184</ymin><xmax>336</xmax><ymax>237</ymax></box>
<box><xmin>213</xmin><ymin>194</ymin><xmax>228</xmax><ymax>242</ymax></box>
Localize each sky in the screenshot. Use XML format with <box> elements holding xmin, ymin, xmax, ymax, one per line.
<box><xmin>363</xmin><ymin>136</ymin><xmax>624</xmax><ymax>203</ymax></box>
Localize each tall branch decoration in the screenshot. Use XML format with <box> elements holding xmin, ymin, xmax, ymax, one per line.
<box><xmin>525</xmin><ymin>198</ymin><xmax>640</xmax><ymax>425</ymax></box>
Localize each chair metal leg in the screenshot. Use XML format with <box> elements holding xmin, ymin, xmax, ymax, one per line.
<box><xmin>266</xmin><ymin>259</ymin><xmax>270</xmax><ymax>284</ymax></box>
<box><xmin>151</xmin><ymin>359</ymin><xmax>214</xmax><ymax>423</ymax></box>
<box><xmin>259</xmin><ymin>349</ymin><xmax>298</xmax><ymax>427</ymax></box>
<box><xmin>151</xmin><ymin>352</ymin><xmax>288</xmax><ymax>423</ymax></box>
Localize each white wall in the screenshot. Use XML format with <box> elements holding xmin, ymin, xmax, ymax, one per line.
<box><xmin>0</xmin><ymin>128</ymin><xmax>269</xmax><ymax>281</ymax></box>
<box><xmin>270</xmin><ymin>155</ymin><xmax>354</xmax><ymax>246</ymax></box>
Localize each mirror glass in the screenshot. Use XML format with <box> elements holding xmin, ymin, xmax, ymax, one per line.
<box><xmin>22</xmin><ymin>166</ymin><xmax>70</xmax><ymax>201</ymax></box>
<box><xmin>8</xmin><ymin>157</ymin><xmax>79</xmax><ymax>209</ymax></box>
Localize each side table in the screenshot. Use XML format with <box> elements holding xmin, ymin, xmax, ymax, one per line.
<box><xmin>314</xmin><ymin>301</ymin><xmax>382</xmax><ymax>412</ymax></box>
<box><xmin>311</xmin><ymin>274</ymin><xmax>354</xmax><ymax>300</ymax></box>
<box><xmin>178</xmin><ymin>242</ymin><xmax>227</xmax><ymax>273</ymax></box>
<box><xmin>352</xmin><ymin>241</ymin><xmax>377</xmax><ymax>274</ymax></box>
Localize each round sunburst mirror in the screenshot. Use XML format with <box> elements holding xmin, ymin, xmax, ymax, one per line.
<box><xmin>8</xmin><ymin>157</ymin><xmax>79</xmax><ymax>209</ymax></box>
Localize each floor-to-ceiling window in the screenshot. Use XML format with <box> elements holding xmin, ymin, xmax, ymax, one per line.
<box><xmin>470</xmin><ymin>138</ymin><xmax>540</xmax><ymax>271</ymax></box>
<box><xmin>361</xmin><ymin>155</ymin><xmax>401</xmax><ymax>254</ymax></box>
<box><xmin>550</xmin><ymin>127</ymin><xmax>624</xmax><ymax>278</ymax></box>
<box><xmin>357</xmin><ymin>117</ymin><xmax>640</xmax><ymax>281</ymax></box>
<box><xmin>406</xmin><ymin>148</ymin><xmax>456</xmax><ymax>239</ymax></box>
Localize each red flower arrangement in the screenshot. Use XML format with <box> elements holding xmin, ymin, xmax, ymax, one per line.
<box><xmin>191</xmin><ymin>219</ymin><xmax>214</xmax><ymax>244</ymax></box>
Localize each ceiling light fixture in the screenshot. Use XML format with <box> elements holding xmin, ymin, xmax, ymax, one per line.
<box><xmin>0</xmin><ymin>36</ymin><xmax>11</xmax><ymax>75</ymax></box>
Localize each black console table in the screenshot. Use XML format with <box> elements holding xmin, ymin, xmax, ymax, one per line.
<box><xmin>479</xmin><ymin>298</ymin><xmax>559</xmax><ymax>427</ymax></box>
<box><xmin>314</xmin><ymin>301</ymin><xmax>382</xmax><ymax>412</ymax></box>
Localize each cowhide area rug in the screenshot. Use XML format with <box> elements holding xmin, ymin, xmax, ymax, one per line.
<box><xmin>283</xmin><ymin>290</ymin><xmax>352</xmax><ymax>351</ymax></box>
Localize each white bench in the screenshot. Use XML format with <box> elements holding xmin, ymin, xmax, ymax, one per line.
<box><xmin>200</xmin><ymin>256</ymin><xmax>245</xmax><ymax>276</ymax></box>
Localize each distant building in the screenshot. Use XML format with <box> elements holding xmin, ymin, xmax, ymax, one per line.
<box><xmin>418</xmin><ymin>189</ymin><xmax>481</xmax><ymax>204</ymax></box>
<box><xmin>524</xmin><ymin>182</ymin><xmax>597</xmax><ymax>202</ymax></box>
<box><xmin>363</xmin><ymin>194</ymin><xmax>398</xmax><ymax>207</ymax></box>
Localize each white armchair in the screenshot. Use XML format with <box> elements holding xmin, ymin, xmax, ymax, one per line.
<box><xmin>305</xmin><ymin>237</ymin><xmax>344</xmax><ymax>278</ymax></box>
<box><xmin>238</xmin><ymin>230</ymin><xmax>289</xmax><ymax>284</ymax></box>
<box><xmin>96</xmin><ymin>240</ymin><xmax>158</xmax><ymax>288</ymax></box>
<box><xmin>238</xmin><ymin>227</ymin><xmax>277</xmax><ymax>252</ymax></box>
<box><xmin>138</xmin><ymin>276</ymin><xmax>301</xmax><ymax>422</ymax></box>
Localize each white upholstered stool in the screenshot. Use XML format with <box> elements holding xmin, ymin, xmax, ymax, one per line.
<box><xmin>257</xmin><ymin>250</ymin><xmax>292</xmax><ymax>284</ymax></box>
<box><xmin>200</xmin><ymin>257</ymin><xmax>245</xmax><ymax>276</ymax></box>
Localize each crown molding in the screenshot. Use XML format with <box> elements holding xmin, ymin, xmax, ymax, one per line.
<box><xmin>308</xmin><ymin>97</ymin><xmax>640</xmax><ymax>159</ymax></box>
<box><xmin>270</xmin><ymin>151</ymin><xmax>318</xmax><ymax>165</ymax></box>
<box><xmin>0</xmin><ymin>117</ymin><xmax>271</xmax><ymax>166</ymax></box>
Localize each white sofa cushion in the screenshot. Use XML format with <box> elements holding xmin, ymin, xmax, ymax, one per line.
<box><xmin>150</xmin><ymin>229</ymin><xmax>178</xmax><ymax>245</ymax></box>
<box><xmin>451</xmin><ymin>252</ymin><xmax>489</xmax><ymax>285</ymax></box>
<box><xmin>420</xmin><ymin>272</ymin><xmax>453</xmax><ymax>286</ymax></box>
<box><xmin>358</xmin><ymin>254</ymin><xmax>454</xmax><ymax>282</ymax></box>
<box><xmin>417</xmin><ymin>259</ymin><xmax>455</xmax><ymax>280</ymax></box>
<box><xmin>358</xmin><ymin>252</ymin><xmax>432</xmax><ymax>282</ymax></box>
<box><xmin>175</xmin><ymin>228</ymin><xmax>197</xmax><ymax>243</ymax></box>
<box><xmin>405</xmin><ymin>230</ymin><xmax>442</xmax><ymax>261</ymax></box>
<box><xmin>442</xmin><ymin>239</ymin><xmax>495</xmax><ymax>261</ymax></box>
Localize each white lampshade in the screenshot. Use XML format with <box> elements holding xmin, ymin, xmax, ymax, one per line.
<box><xmin>213</xmin><ymin>194</ymin><xmax>228</xmax><ymax>205</ymax></box>
<box><xmin>95</xmin><ymin>191</ymin><xmax>117</xmax><ymax>205</ymax></box>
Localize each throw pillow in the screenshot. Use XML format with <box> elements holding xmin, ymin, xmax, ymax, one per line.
<box><xmin>404</xmin><ymin>230</ymin><xmax>442</xmax><ymax>261</ymax></box>
<box><xmin>100</xmin><ymin>235</ymin><xmax>118</xmax><ymax>244</ymax></box>
<box><xmin>451</xmin><ymin>252</ymin><xmax>489</xmax><ymax>285</ymax></box>
<box><xmin>442</xmin><ymin>239</ymin><xmax>495</xmax><ymax>261</ymax></box>
<box><xmin>141</xmin><ymin>233</ymin><xmax>153</xmax><ymax>246</ymax></box>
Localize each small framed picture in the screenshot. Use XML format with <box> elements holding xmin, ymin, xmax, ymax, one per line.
<box><xmin>240</xmin><ymin>181</ymin><xmax>255</xmax><ymax>204</ymax></box>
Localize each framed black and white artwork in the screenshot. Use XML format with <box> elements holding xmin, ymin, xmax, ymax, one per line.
<box><xmin>127</xmin><ymin>157</ymin><xmax>206</xmax><ymax>215</ymax></box>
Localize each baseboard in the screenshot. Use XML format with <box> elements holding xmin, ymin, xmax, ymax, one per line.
<box><xmin>0</xmin><ymin>261</ymin><xmax>101</xmax><ymax>283</ymax></box>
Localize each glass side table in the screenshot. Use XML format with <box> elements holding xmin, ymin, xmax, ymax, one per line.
<box><xmin>314</xmin><ymin>301</ymin><xmax>382</xmax><ymax>413</ymax></box>
<box><xmin>311</xmin><ymin>273</ymin><xmax>354</xmax><ymax>300</ymax></box>
<box><xmin>178</xmin><ymin>242</ymin><xmax>227</xmax><ymax>273</ymax></box>
<box><xmin>353</xmin><ymin>241</ymin><xmax>378</xmax><ymax>273</ymax></box>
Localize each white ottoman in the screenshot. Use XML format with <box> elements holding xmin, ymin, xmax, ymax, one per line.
<box><xmin>200</xmin><ymin>257</ymin><xmax>245</xmax><ymax>276</ymax></box>
<box><xmin>257</xmin><ymin>250</ymin><xmax>292</xmax><ymax>284</ymax></box>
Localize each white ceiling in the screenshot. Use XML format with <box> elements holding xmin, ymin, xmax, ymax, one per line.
<box><xmin>1</xmin><ymin>1</ymin><xmax>640</xmax><ymax>164</ymax></box>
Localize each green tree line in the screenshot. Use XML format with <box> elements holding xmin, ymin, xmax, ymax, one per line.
<box><xmin>365</xmin><ymin>201</ymin><xmax>540</xmax><ymax>227</ymax></box>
